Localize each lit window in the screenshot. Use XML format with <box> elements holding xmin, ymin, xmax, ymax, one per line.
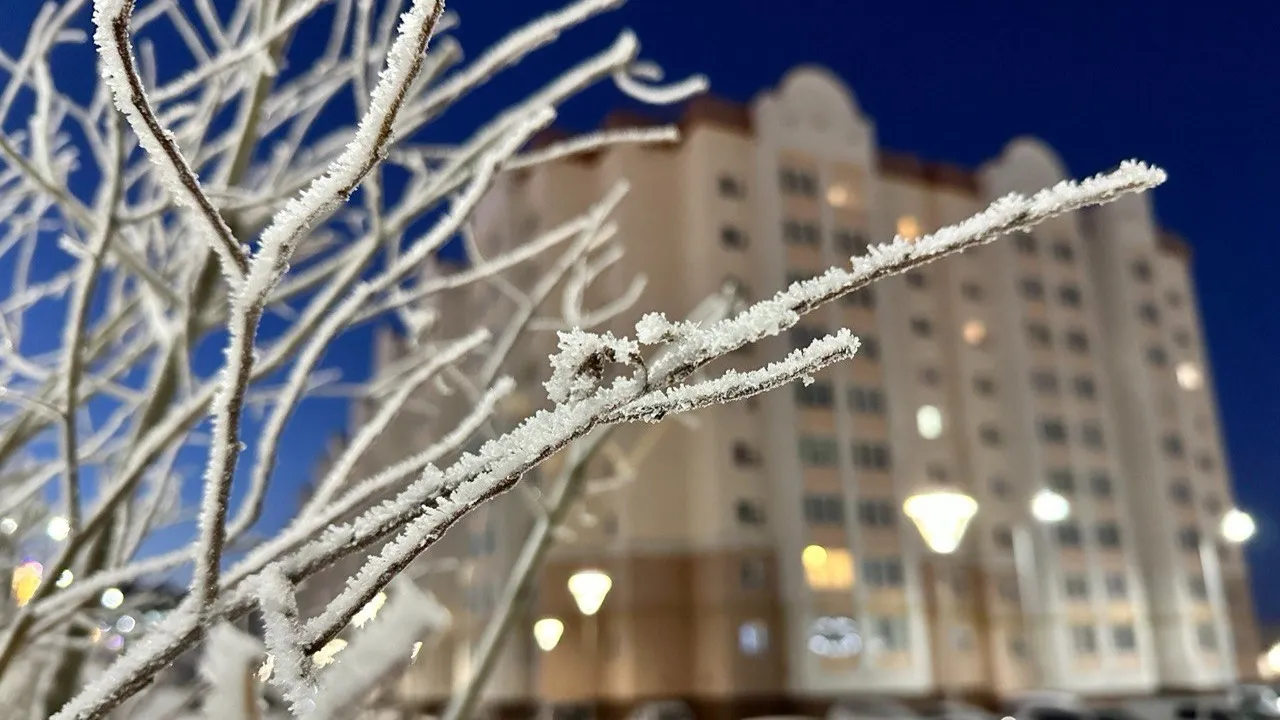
<box><xmin>1176</xmin><ymin>362</ymin><xmax>1203</xmax><ymax>390</ymax></box>
<box><xmin>802</xmin><ymin>545</ymin><xmax>855</xmax><ymax>589</ymax></box>
<box><xmin>916</xmin><ymin>405</ymin><xmax>944</xmax><ymax>439</ymax></box>
<box><xmin>962</xmin><ymin>320</ymin><xmax>987</xmax><ymax>347</ymax></box>
<box><xmin>739</xmin><ymin>620</ymin><xmax>769</xmax><ymax>655</ymax></box>
<box><xmin>896</xmin><ymin>215</ymin><xmax>920</xmax><ymax>241</ymax></box>
<box><xmin>826</xmin><ymin>184</ymin><xmax>851</xmax><ymax>207</ymax></box>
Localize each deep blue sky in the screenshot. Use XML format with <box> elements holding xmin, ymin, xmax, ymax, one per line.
<box><xmin>3</xmin><ymin>2</ymin><xmax>1278</xmax><ymax>619</ymax></box>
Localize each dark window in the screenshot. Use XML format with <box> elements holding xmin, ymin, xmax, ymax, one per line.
<box><xmin>1163</xmin><ymin>434</ymin><xmax>1185</xmax><ymax>458</ymax></box>
<box><xmin>1196</xmin><ymin>454</ymin><xmax>1216</xmax><ymax>472</ymax></box>
<box><xmin>740</xmin><ymin>558</ymin><xmax>767</xmax><ymax>589</ymax></box>
<box><xmin>718</xmin><ymin>174</ymin><xmax>745</xmax><ymax>198</ymax></box>
<box><xmin>961</xmin><ymin>282</ymin><xmax>984</xmax><ymax>301</ymax></box>
<box><xmin>1065</xmin><ymin>574</ymin><xmax>1089</xmax><ymax>598</ymax></box>
<box><xmin>1059</xmin><ymin>285</ymin><xmax>1082</xmax><ymax>306</ymax></box>
<box><xmin>1166</xmin><ymin>291</ymin><xmax>1184</xmax><ymax>308</ymax></box>
<box><xmin>973</xmin><ymin>375</ymin><xmax>996</xmax><ymax>396</ymax></box>
<box><xmin>803</xmin><ymin>494</ymin><xmax>845</xmax><ymax>525</ymax></box>
<box><xmin>1032</xmin><ymin>370</ymin><xmax>1060</xmax><ymax>395</ymax></box>
<box><xmin>1066</xmin><ymin>330</ymin><xmax>1090</xmax><ymax>353</ymax></box>
<box><xmin>1022</xmin><ymin>277</ymin><xmax>1045</xmax><ymax>301</ymax></box>
<box><xmin>1170</xmin><ymin>479</ymin><xmax>1193</xmax><ymax>504</ymax></box>
<box><xmin>1074</xmin><ymin>375</ymin><xmax>1097</xmax><ymax>399</ymax></box>
<box><xmin>1041</xmin><ymin>418</ymin><xmax>1068</xmax><ymax>443</ymax></box>
<box><xmin>842</xmin><ymin>288</ymin><xmax>875</xmax><ymax>308</ymax></box>
<box><xmin>848</xmin><ymin>386</ymin><xmax>885</xmax><ymax>414</ymax></box>
<box><xmin>905</xmin><ymin>271</ymin><xmax>927</xmax><ymax>289</ymax></box>
<box><xmin>1173</xmin><ymin>328</ymin><xmax>1191</xmax><ymax>348</ymax></box>
<box><xmin>859</xmin><ymin>336</ymin><xmax>880</xmax><ymax>361</ymax></box>
<box><xmin>1052</xmin><ymin>242</ymin><xmax>1075</xmax><ymax>262</ymax></box>
<box><xmin>779</xmin><ymin>168</ymin><xmax>817</xmax><ymax>196</ymax></box>
<box><xmin>1188</xmin><ymin>575</ymin><xmax>1208</xmax><ymax>599</ymax></box>
<box><xmin>721</xmin><ymin>225</ymin><xmax>748</xmax><ymax>249</ymax></box>
<box><xmin>782</xmin><ymin>220</ymin><xmax>819</xmax><ymax>245</ymax></box>
<box><xmin>1081</xmin><ymin>422</ymin><xmax>1105</xmax><ymax>449</ymax></box>
<box><xmin>1049</xmin><ymin>468</ymin><xmax>1075</xmax><ymax>494</ymax></box>
<box><xmin>993</xmin><ymin>526</ymin><xmax>1014</xmax><ymax>549</ymax></box>
<box><xmin>1090</xmin><ymin>472</ymin><xmax>1113</xmax><ymax>497</ymax></box>
<box><xmin>790</xmin><ymin>325</ymin><xmax>826</xmax><ymax>350</ymax></box>
<box><xmin>1131</xmin><ymin>260</ymin><xmax>1152</xmax><ymax>282</ymax></box>
<box><xmin>991</xmin><ymin>476</ymin><xmax>1012</xmax><ymax>498</ymax></box>
<box><xmin>1057</xmin><ymin>523</ymin><xmax>1083</xmax><ymax>547</ymax></box>
<box><xmin>926</xmin><ymin>464</ymin><xmax>949</xmax><ymax>482</ymax></box>
<box><xmin>1113</xmin><ymin>624</ymin><xmax>1137</xmax><ymax>650</ymax></box>
<box><xmin>732</xmin><ymin>441</ymin><xmax>763</xmax><ymax>468</ymax></box>
<box><xmin>834</xmin><ymin>229</ymin><xmax>867</xmax><ymax>254</ymax></box>
<box><xmin>852</xmin><ymin>443</ymin><xmax>892</xmax><ymax>471</ymax></box>
<box><xmin>1177</xmin><ymin>527</ymin><xmax>1201</xmax><ymax>550</ymax></box>
<box><xmin>1106</xmin><ymin>573</ymin><xmax>1128</xmax><ymax>598</ymax></box>
<box><xmin>736</xmin><ymin>499</ymin><xmax>766</xmax><ymax>525</ymax></box>
<box><xmin>1147</xmin><ymin>346</ymin><xmax>1168</xmax><ymax>366</ymax></box>
<box><xmin>795</xmin><ymin>382</ymin><xmax>834</xmax><ymax>408</ymax></box>
<box><xmin>919</xmin><ymin>367</ymin><xmax>941</xmax><ymax>385</ymax></box>
<box><xmin>980</xmin><ymin>425</ymin><xmax>1002</xmax><ymax>447</ymax></box>
<box><xmin>1014</xmin><ymin>232</ymin><xmax>1037</xmax><ymax>254</ymax></box>
<box><xmin>858</xmin><ymin>499</ymin><xmax>897</xmax><ymax>526</ymax></box>
<box><xmin>1097</xmin><ymin>522</ymin><xmax>1122</xmax><ymax>548</ymax></box>
<box><xmin>864</xmin><ymin>558</ymin><xmax>905</xmax><ymax>587</ymax></box>
<box><xmin>1139</xmin><ymin>303</ymin><xmax>1160</xmax><ymax>324</ymax></box>
<box><xmin>910</xmin><ymin>317</ymin><xmax>933</xmax><ymax>337</ymax></box>
<box><xmin>1027</xmin><ymin>323</ymin><xmax>1052</xmax><ymax>347</ymax></box>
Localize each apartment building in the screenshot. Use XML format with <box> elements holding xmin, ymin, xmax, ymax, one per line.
<box><xmin>367</xmin><ymin>66</ymin><xmax>1258</xmax><ymax>718</ymax></box>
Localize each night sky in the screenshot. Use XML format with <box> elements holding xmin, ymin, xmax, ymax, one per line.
<box><xmin>3</xmin><ymin>1</ymin><xmax>1279</xmax><ymax>619</ymax></box>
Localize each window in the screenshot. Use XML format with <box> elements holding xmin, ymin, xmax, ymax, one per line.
<box><xmin>790</xmin><ymin>325</ymin><xmax>826</xmax><ymax>350</ymax></box>
<box><xmin>979</xmin><ymin>425</ymin><xmax>1002</xmax><ymax>447</ymax></box>
<box><xmin>993</xmin><ymin>526</ymin><xmax>1013</xmax><ymax>549</ymax></box>
<box><xmin>896</xmin><ymin>215</ymin><xmax>920</xmax><ymax>240</ymax></box>
<box><xmin>973</xmin><ymin>375</ymin><xmax>996</xmax><ymax>396</ymax></box>
<box><xmin>1097</xmin><ymin>522</ymin><xmax>1122</xmax><ymax>548</ymax></box>
<box><xmin>910</xmin><ymin>317</ymin><xmax>933</xmax><ymax>337</ymax></box>
<box><xmin>799</xmin><ymin>436</ymin><xmax>838</xmax><ymax>466</ymax></box>
<box><xmin>852</xmin><ymin>443</ymin><xmax>892</xmax><ymax>471</ymax></box>
<box><xmin>739</xmin><ymin>621</ymin><xmax>768</xmax><ymax>655</ymax></box>
<box><xmin>1196</xmin><ymin>454</ymin><xmax>1216</xmax><ymax>472</ymax></box>
<box><xmin>803</xmin><ymin>494</ymin><xmax>845</xmax><ymax>525</ymax></box>
<box><xmin>991</xmin><ymin>476</ymin><xmax>1012</xmax><ymax>498</ymax></box>
<box><xmin>780</xmin><ymin>167</ymin><xmax>817</xmax><ymax>196</ymax></box>
<box><xmin>834</xmin><ymin>229</ymin><xmax>867</xmax><ymax>254</ymax></box>
<box><xmin>720</xmin><ymin>225</ymin><xmax>748</xmax><ymax>249</ymax></box>
<box><xmin>1027</xmin><ymin>322</ymin><xmax>1051</xmax><ymax>347</ymax></box>
<box><xmin>1139</xmin><ymin>302</ymin><xmax>1160</xmax><ymax>324</ymax></box>
<box><xmin>1173</xmin><ymin>328</ymin><xmax>1191</xmax><ymax>348</ymax></box>
<box><xmin>1009</xmin><ymin>635</ymin><xmax>1029</xmax><ymax>657</ymax></box>
<box><xmin>916</xmin><ymin>405</ymin><xmax>944</xmax><ymax>439</ymax></box>
<box><xmin>1105</xmin><ymin>572</ymin><xmax>1128</xmax><ymax>599</ymax></box>
<box><xmin>1188</xmin><ymin>575</ymin><xmax>1208</xmax><ymax>600</ymax></box>
<box><xmin>858</xmin><ymin>499</ymin><xmax>896</xmax><ymax>526</ymax></box>
<box><xmin>1014</xmin><ymin>232</ymin><xmax>1037</xmax><ymax>254</ymax></box>
<box><xmin>1147</xmin><ymin>345</ymin><xmax>1168</xmax><ymax>366</ymax></box>
<box><xmin>1170</xmin><ymin>479</ymin><xmax>1193</xmax><ymax>504</ymax></box>
<box><xmin>1056</xmin><ymin>523</ymin><xmax>1082</xmax><ymax>547</ymax></box>
<box><xmin>1065</xmin><ymin>574</ymin><xmax>1089</xmax><ymax>598</ymax></box>
<box><xmin>1066</xmin><ymin>329</ymin><xmax>1090</xmax><ymax>353</ymax></box>
<box><xmin>1021</xmin><ymin>277</ymin><xmax>1045</xmax><ymax>301</ymax></box>
<box><xmin>1081</xmin><ymin>422</ymin><xmax>1105</xmax><ymax>449</ymax></box>
<box><xmin>1090</xmin><ymin>471</ymin><xmax>1113</xmax><ymax>497</ymax></box>
<box><xmin>961</xmin><ymin>282</ymin><xmax>984</xmax><ymax>301</ymax></box>
<box><xmin>1071</xmin><ymin>624</ymin><xmax>1098</xmax><ymax>654</ymax></box>
<box><xmin>870</xmin><ymin>616</ymin><xmax>910</xmax><ymax>651</ymax></box>
<box><xmin>1048</xmin><ymin>468</ymin><xmax>1075</xmax><ymax>494</ymax></box>
<box><xmin>849</xmin><ymin>386</ymin><xmax>885</xmax><ymax>414</ymax></box>
<box><xmin>732</xmin><ymin>441</ymin><xmax>763</xmax><ymax>468</ymax></box>
<box><xmin>740</xmin><ymin>558</ymin><xmax>767</xmax><ymax>589</ymax></box>
<box><xmin>905</xmin><ymin>271</ymin><xmax>927</xmax><ymax>288</ymax></box>
<box><xmin>1176</xmin><ymin>361</ymin><xmax>1203</xmax><ymax>390</ymax></box>
<box><xmin>1196</xmin><ymin>622</ymin><xmax>1217</xmax><ymax>650</ymax></box>
<box><xmin>795</xmin><ymin>381</ymin><xmax>834</xmax><ymax>408</ymax></box>
<box><xmin>864</xmin><ymin>558</ymin><xmax>905</xmax><ymax>587</ymax></box>
<box><xmin>1131</xmin><ymin>259</ymin><xmax>1152</xmax><ymax>282</ymax></box>
<box><xmin>919</xmin><ymin>367</ymin><xmax>941</xmax><ymax>386</ymax></box>
<box><xmin>1073</xmin><ymin>375</ymin><xmax>1097</xmax><ymax>399</ymax></box>
<box><xmin>717</xmin><ymin>174</ymin><xmax>745</xmax><ymax>198</ymax></box>
<box><xmin>1163</xmin><ymin>434</ymin><xmax>1185</xmax><ymax>458</ymax></box>
<box><xmin>1059</xmin><ymin>285</ymin><xmax>1082</xmax><ymax>307</ymax></box>
<box><xmin>826</xmin><ymin>184</ymin><xmax>852</xmax><ymax>207</ymax></box>
<box><xmin>736</xmin><ymin>499</ymin><xmax>767</xmax><ymax>525</ymax></box>
<box><xmin>1052</xmin><ymin>242</ymin><xmax>1075</xmax><ymax>262</ymax></box>
<box><xmin>842</xmin><ymin>288</ymin><xmax>875</xmax><ymax>308</ymax></box>
<box><xmin>1177</xmin><ymin>527</ymin><xmax>1201</xmax><ymax>551</ymax></box>
<box><xmin>1032</xmin><ymin>370</ymin><xmax>1059</xmax><ymax>395</ymax></box>
<box><xmin>801</xmin><ymin>545</ymin><xmax>854</xmax><ymax>589</ymax></box>
<box><xmin>1166</xmin><ymin>290</ymin><xmax>1184</xmax><ymax>308</ymax></box>
<box><xmin>1113</xmin><ymin>624</ymin><xmax>1137</xmax><ymax>651</ymax></box>
<box><xmin>859</xmin><ymin>336</ymin><xmax>880</xmax><ymax>361</ymax></box>
<box><xmin>782</xmin><ymin>219</ymin><xmax>819</xmax><ymax>245</ymax></box>
<box><xmin>926</xmin><ymin>463</ymin><xmax>948</xmax><ymax>482</ymax></box>
<box><xmin>1040</xmin><ymin>418</ymin><xmax>1068</xmax><ymax>443</ymax></box>
<box><xmin>962</xmin><ymin>320</ymin><xmax>987</xmax><ymax>347</ymax></box>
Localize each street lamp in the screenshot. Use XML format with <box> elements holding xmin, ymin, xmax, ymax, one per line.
<box><xmin>533</xmin><ymin>617</ymin><xmax>565</xmax><ymax>652</ymax></box>
<box><xmin>904</xmin><ymin>488</ymin><xmax>977</xmax><ymax>718</ymax></box>
<box><xmin>567</xmin><ymin>569</ymin><xmax>612</xmax><ymax>616</ymax></box>
<box><xmin>1203</xmin><ymin>507</ymin><xmax>1256</xmax><ymax>689</ymax></box>
<box><xmin>1220</xmin><ymin>508</ymin><xmax>1256</xmax><ymax>545</ymax></box>
<box><xmin>1030</xmin><ymin>489</ymin><xmax>1071</xmax><ymax>525</ymax></box>
<box><xmin>1014</xmin><ymin>489</ymin><xmax>1071</xmax><ymax>693</ymax></box>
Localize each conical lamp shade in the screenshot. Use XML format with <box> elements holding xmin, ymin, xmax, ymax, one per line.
<box><xmin>903</xmin><ymin>489</ymin><xmax>978</xmax><ymax>554</ymax></box>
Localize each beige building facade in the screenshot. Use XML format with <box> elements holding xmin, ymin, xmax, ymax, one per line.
<box><xmin>368</xmin><ymin>66</ymin><xmax>1258</xmax><ymax>718</ymax></box>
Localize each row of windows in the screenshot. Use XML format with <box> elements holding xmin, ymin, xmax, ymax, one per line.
<box><xmin>1038</xmin><ymin>417</ymin><xmax>1107</xmax><ymax>448</ymax></box>
<box><xmin>1054</xmin><ymin>521</ymin><xmax>1124</xmax><ymax>548</ymax></box>
<box><xmin>1063</xmin><ymin>572</ymin><xmax>1130</xmax><ymax>599</ymax></box>
<box><xmin>1047</xmin><ymin>468</ymin><xmax>1115</xmax><ymax>497</ymax></box>
<box><xmin>794</xmin><ymin>382</ymin><xmax>886</xmax><ymax>412</ymax></box>
<box><xmin>798</xmin><ymin>437</ymin><xmax>893</xmax><ymax>470</ymax></box>
<box><xmin>801</xmin><ymin>546</ymin><xmax>904</xmax><ymax>590</ymax></box>
<box><xmin>1071</xmin><ymin>624</ymin><xmax>1138</xmax><ymax>654</ymax></box>
<box><xmin>1013</xmin><ymin>232</ymin><xmax>1077</xmax><ymax>264</ymax></box>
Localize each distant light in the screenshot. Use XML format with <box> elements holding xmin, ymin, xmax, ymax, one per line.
<box><xmin>55</xmin><ymin>569</ymin><xmax>73</xmax><ymax>588</ymax></box>
<box><xmin>1176</xmin><ymin>362</ymin><xmax>1203</xmax><ymax>391</ymax></box>
<box><xmin>897</xmin><ymin>215</ymin><xmax>920</xmax><ymax>241</ymax></box>
<box><xmin>11</xmin><ymin>561</ymin><xmax>43</xmax><ymax>607</ymax></box>
<box><xmin>533</xmin><ymin>617</ymin><xmax>565</xmax><ymax>652</ymax></box>
<box><xmin>312</xmin><ymin>638</ymin><xmax>347</xmax><ymax>668</ymax></box>
<box><xmin>116</xmin><ymin>615</ymin><xmax>136</xmax><ymax>633</ymax></box>
<box><xmin>1031</xmin><ymin>489</ymin><xmax>1071</xmax><ymax>524</ymax></box>
<box><xmin>826</xmin><ymin>185</ymin><xmax>851</xmax><ymax>208</ymax></box>
<box><xmin>801</xmin><ymin>545</ymin><xmax>828</xmax><ymax>569</ymax></box>
<box><xmin>46</xmin><ymin>516</ymin><xmax>70</xmax><ymax>542</ymax></box>
<box><xmin>566</xmin><ymin>569</ymin><xmax>612</xmax><ymax>616</ymax></box>
<box><xmin>916</xmin><ymin>406</ymin><xmax>944</xmax><ymax>440</ymax></box>
<box><xmin>0</xmin><ymin>517</ymin><xmax>17</xmax><ymax>535</ymax></box>
<box><xmin>100</xmin><ymin>587</ymin><xmax>124</xmax><ymax>609</ymax></box>
<box><xmin>1221</xmin><ymin>508</ymin><xmax>1256</xmax><ymax>545</ymax></box>
<box><xmin>105</xmin><ymin>634</ymin><xmax>124</xmax><ymax>651</ymax></box>
<box><xmin>903</xmin><ymin>489</ymin><xmax>979</xmax><ymax>555</ymax></box>
<box><xmin>962</xmin><ymin>320</ymin><xmax>987</xmax><ymax>347</ymax></box>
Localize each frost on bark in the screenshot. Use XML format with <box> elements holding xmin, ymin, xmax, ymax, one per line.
<box><xmin>0</xmin><ymin>0</ymin><xmax>1164</xmax><ymax>717</ymax></box>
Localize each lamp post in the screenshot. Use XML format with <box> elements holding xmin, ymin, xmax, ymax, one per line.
<box><xmin>1013</xmin><ymin>489</ymin><xmax>1072</xmax><ymax>693</ymax></box>
<box><xmin>567</xmin><ymin>569</ymin><xmax>611</xmax><ymax>716</ymax></box>
<box><xmin>533</xmin><ymin>617</ymin><xmax>565</xmax><ymax>720</ymax></box>
<box><xmin>1201</xmin><ymin>507</ymin><xmax>1255</xmax><ymax>692</ymax></box>
<box><xmin>904</xmin><ymin>488</ymin><xmax>979</xmax><ymax>718</ymax></box>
